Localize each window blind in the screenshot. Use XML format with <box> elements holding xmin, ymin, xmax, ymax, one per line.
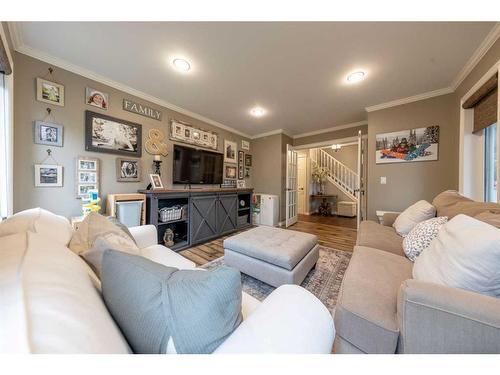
<box><xmin>462</xmin><ymin>73</ymin><xmax>498</xmax><ymax>134</ymax></box>
<box><xmin>0</xmin><ymin>37</ymin><xmax>12</xmax><ymax>75</ymax></box>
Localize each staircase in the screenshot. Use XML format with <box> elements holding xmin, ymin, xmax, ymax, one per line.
<box><xmin>310</xmin><ymin>148</ymin><xmax>358</xmax><ymax>201</ymax></box>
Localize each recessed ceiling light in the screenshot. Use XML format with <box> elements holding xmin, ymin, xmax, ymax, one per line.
<box><xmin>346</xmin><ymin>71</ymin><xmax>365</xmax><ymax>83</ymax></box>
<box><xmin>172</xmin><ymin>58</ymin><xmax>191</xmax><ymax>72</ymax></box>
<box><xmin>250</xmin><ymin>107</ymin><xmax>266</xmax><ymax>117</ymax></box>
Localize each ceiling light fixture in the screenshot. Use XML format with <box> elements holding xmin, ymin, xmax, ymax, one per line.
<box><xmin>172</xmin><ymin>58</ymin><xmax>191</xmax><ymax>72</ymax></box>
<box><xmin>346</xmin><ymin>71</ymin><xmax>365</xmax><ymax>83</ymax></box>
<box><xmin>250</xmin><ymin>106</ymin><xmax>266</xmax><ymax>117</ymax></box>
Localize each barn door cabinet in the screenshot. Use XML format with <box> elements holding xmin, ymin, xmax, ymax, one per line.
<box><xmin>140</xmin><ymin>188</ymin><xmax>253</xmax><ymax>251</ymax></box>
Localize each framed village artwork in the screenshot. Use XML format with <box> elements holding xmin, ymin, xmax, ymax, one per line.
<box><xmin>170</xmin><ymin>120</ymin><xmax>218</xmax><ymax>150</ymax></box>
<box><xmin>375</xmin><ymin>126</ymin><xmax>439</xmax><ymax>164</ymax></box>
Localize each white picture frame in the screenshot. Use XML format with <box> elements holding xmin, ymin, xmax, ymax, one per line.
<box><xmin>34</xmin><ymin>164</ymin><xmax>63</xmax><ymax>187</ymax></box>
<box><xmin>36</xmin><ymin>78</ymin><xmax>65</xmax><ymax>107</ymax></box>
<box><xmin>76</xmin><ymin>156</ymin><xmax>100</xmax><ymax>198</ymax></box>
<box><xmin>85</xmin><ymin>87</ymin><xmax>109</xmax><ymax>110</ymax></box>
<box><xmin>237</xmin><ymin>179</ymin><xmax>246</xmax><ymax>188</ymax></box>
<box><xmin>224</xmin><ymin>140</ymin><xmax>238</xmax><ymax>163</ymax></box>
<box><xmin>149</xmin><ymin>174</ymin><xmax>164</xmax><ymax>189</ymax></box>
<box><xmin>241</xmin><ymin>140</ymin><xmax>250</xmax><ymax>151</ymax></box>
<box><xmin>34</xmin><ymin>121</ymin><xmax>64</xmax><ymax>147</ymax></box>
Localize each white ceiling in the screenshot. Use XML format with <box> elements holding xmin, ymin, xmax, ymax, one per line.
<box><xmin>11</xmin><ymin>22</ymin><xmax>496</xmax><ymax>137</ymax></box>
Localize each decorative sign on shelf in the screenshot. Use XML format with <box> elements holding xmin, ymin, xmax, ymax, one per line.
<box><xmin>123</xmin><ymin>99</ymin><xmax>162</xmax><ymax>121</ymax></box>
<box><xmin>170</xmin><ymin>120</ymin><xmax>218</xmax><ymax>150</ymax></box>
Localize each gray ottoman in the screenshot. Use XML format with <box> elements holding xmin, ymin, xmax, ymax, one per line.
<box><xmin>223</xmin><ymin>226</ymin><xmax>319</xmax><ymax>287</ymax></box>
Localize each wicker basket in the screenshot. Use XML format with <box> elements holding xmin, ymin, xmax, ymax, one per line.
<box><xmin>159</xmin><ymin>206</ymin><xmax>183</xmax><ymax>222</ymax></box>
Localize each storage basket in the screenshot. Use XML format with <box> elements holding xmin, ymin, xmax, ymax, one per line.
<box><xmin>159</xmin><ymin>206</ymin><xmax>183</xmax><ymax>222</ymax></box>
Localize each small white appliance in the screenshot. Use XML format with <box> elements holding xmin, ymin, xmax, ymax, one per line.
<box><xmin>253</xmin><ymin>193</ymin><xmax>279</xmax><ymax>226</ymax></box>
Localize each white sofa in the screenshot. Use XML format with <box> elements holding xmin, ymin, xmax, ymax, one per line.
<box><xmin>0</xmin><ymin>208</ymin><xmax>335</xmax><ymax>354</ymax></box>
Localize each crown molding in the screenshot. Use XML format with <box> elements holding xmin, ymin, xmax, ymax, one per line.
<box><xmin>451</xmin><ymin>22</ymin><xmax>500</xmax><ymax>91</ymax></box>
<box><xmin>292</xmin><ymin>120</ymin><xmax>367</xmax><ymax>139</ymax></box>
<box><xmin>8</xmin><ymin>23</ymin><xmax>252</xmax><ymax>139</ymax></box>
<box><xmin>251</xmin><ymin>128</ymin><xmax>293</xmax><ymax>139</ymax></box>
<box><xmin>365</xmin><ymin>87</ymin><xmax>454</xmax><ymax>113</ymax></box>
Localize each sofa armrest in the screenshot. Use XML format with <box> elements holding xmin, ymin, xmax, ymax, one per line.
<box><xmin>129</xmin><ymin>225</ymin><xmax>158</xmax><ymax>250</ymax></box>
<box><xmin>214</xmin><ymin>285</ymin><xmax>334</xmax><ymax>354</ymax></box>
<box><xmin>382</xmin><ymin>212</ymin><xmax>399</xmax><ymax>227</ymax></box>
<box><xmin>397</xmin><ymin>279</ymin><xmax>500</xmax><ymax>353</ymax></box>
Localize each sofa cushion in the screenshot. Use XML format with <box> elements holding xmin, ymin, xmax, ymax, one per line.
<box><xmin>402</xmin><ymin>216</ymin><xmax>448</xmax><ymax>261</ymax></box>
<box><xmin>433</xmin><ymin>190</ymin><xmax>500</xmax><ymax>219</ymax></box>
<box><xmin>393</xmin><ymin>200</ymin><xmax>436</xmax><ymax>236</ymax></box>
<box><xmin>356</xmin><ymin>220</ymin><xmax>404</xmax><ymax>256</ymax></box>
<box><xmin>474</xmin><ymin>211</ymin><xmax>500</xmax><ymax>229</ymax></box>
<box><xmin>413</xmin><ymin>214</ymin><xmax>500</xmax><ymax>298</ymax></box>
<box><xmin>334</xmin><ymin>246</ymin><xmax>413</xmax><ymax>353</ymax></box>
<box><xmin>0</xmin><ymin>207</ymin><xmax>73</xmax><ymax>246</ymax></box>
<box><xmin>0</xmin><ymin>231</ymin><xmax>130</xmax><ymax>353</ymax></box>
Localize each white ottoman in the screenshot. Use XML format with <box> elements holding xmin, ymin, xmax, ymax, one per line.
<box><xmin>223</xmin><ymin>226</ymin><xmax>319</xmax><ymax>287</ymax></box>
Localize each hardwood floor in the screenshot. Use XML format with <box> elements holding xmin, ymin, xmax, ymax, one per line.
<box><xmin>298</xmin><ymin>213</ymin><xmax>357</xmax><ymax>229</ymax></box>
<box><xmin>179</xmin><ymin>219</ymin><xmax>357</xmax><ymax>266</ymax></box>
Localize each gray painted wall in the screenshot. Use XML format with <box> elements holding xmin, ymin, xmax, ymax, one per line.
<box><xmin>13</xmin><ymin>52</ymin><xmax>252</xmax><ymax>218</ymax></box>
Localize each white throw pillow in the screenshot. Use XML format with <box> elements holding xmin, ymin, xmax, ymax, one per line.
<box><xmin>402</xmin><ymin>216</ymin><xmax>448</xmax><ymax>261</ymax></box>
<box><xmin>0</xmin><ymin>208</ymin><xmax>73</xmax><ymax>246</ymax></box>
<box><xmin>393</xmin><ymin>200</ymin><xmax>436</xmax><ymax>236</ymax></box>
<box><xmin>413</xmin><ymin>214</ymin><xmax>500</xmax><ymax>297</ymax></box>
<box><xmin>0</xmin><ymin>231</ymin><xmax>130</xmax><ymax>353</ymax></box>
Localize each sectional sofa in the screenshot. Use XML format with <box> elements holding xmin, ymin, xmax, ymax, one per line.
<box><xmin>334</xmin><ymin>190</ymin><xmax>500</xmax><ymax>353</ymax></box>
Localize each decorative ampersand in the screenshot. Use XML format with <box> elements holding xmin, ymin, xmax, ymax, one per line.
<box><xmin>145</xmin><ymin>128</ymin><xmax>168</xmax><ymax>157</ymax></box>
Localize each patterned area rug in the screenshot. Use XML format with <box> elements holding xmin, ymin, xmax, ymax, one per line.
<box><xmin>201</xmin><ymin>246</ymin><xmax>352</xmax><ymax>316</ymax></box>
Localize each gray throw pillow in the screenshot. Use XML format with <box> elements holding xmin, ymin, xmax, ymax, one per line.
<box><xmin>101</xmin><ymin>250</ymin><xmax>242</xmax><ymax>354</ymax></box>
<box><xmin>106</xmin><ymin>216</ymin><xmax>136</xmax><ymax>244</ymax></box>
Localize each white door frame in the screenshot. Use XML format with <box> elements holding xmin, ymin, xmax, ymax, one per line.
<box><xmin>356</xmin><ymin>130</ymin><xmax>362</xmax><ymax>228</ymax></box>
<box><xmin>285</xmin><ymin>144</ymin><xmax>298</xmax><ymax>227</ymax></box>
<box><xmin>297</xmin><ymin>154</ymin><xmax>308</xmax><ymax>215</ymax></box>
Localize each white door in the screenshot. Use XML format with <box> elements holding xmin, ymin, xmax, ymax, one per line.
<box><xmin>285</xmin><ymin>144</ymin><xmax>298</xmax><ymax>227</ymax></box>
<box><xmin>297</xmin><ymin>155</ymin><xmax>307</xmax><ymax>214</ymax></box>
<box><xmin>356</xmin><ymin>130</ymin><xmax>362</xmax><ymax>228</ymax></box>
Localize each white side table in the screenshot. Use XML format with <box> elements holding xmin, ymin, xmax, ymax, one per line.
<box><xmin>375</xmin><ymin>210</ymin><xmax>400</xmax><ymax>225</ymax></box>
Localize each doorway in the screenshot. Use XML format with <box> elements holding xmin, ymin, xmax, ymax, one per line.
<box><xmin>297</xmin><ymin>154</ymin><xmax>307</xmax><ymax>214</ymax></box>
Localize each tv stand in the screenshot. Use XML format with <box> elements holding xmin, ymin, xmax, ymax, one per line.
<box><xmin>138</xmin><ymin>188</ymin><xmax>253</xmax><ymax>251</ymax></box>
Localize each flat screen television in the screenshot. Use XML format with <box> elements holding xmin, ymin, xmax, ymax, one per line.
<box><xmin>173</xmin><ymin>144</ymin><xmax>223</xmax><ymax>184</ymax></box>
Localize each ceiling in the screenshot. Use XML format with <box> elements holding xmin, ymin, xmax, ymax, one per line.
<box><xmin>11</xmin><ymin>22</ymin><xmax>497</xmax><ymax>137</ymax></box>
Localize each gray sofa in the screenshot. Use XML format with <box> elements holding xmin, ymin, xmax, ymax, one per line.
<box><xmin>334</xmin><ymin>191</ymin><xmax>500</xmax><ymax>354</ymax></box>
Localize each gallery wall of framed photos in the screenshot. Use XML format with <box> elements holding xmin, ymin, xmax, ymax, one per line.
<box><xmin>14</xmin><ymin>53</ymin><xmax>253</xmax><ymax>217</ymax></box>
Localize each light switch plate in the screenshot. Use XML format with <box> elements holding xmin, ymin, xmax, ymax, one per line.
<box><xmin>380</xmin><ymin>176</ymin><xmax>387</xmax><ymax>184</ymax></box>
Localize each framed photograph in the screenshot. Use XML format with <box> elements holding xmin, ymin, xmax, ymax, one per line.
<box><xmin>85</xmin><ymin>111</ymin><xmax>142</xmax><ymax>157</ymax></box>
<box><xmin>245</xmin><ymin>167</ymin><xmax>250</xmax><ymax>178</ymax></box>
<box><xmin>36</xmin><ymin>78</ymin><xmax>64</xmax><ymax>107</ymax></box>
<box><xmin>170</xmin><ymin>120</ymin><xmax>218</xmax><ymax>150</ymax></box>
<box><xmin>238</xmin><ymin>150</ymin><xmax>245</xmax><ymax>180</ymax></box>
<box><xmin>34</xmin><ymin>121</ymin><xmax>63</xmax><ymax>147</ymax></box>
<box><xmin>78</xmin><ymin>171</ymin><xmax>97</xmax><ymax>184</ymax></box>
<box><xmin>116</xmin><ymin>158</ymin><xmax>142</xmax><ymax>182</ymax></box>
<box><xmin>245</xmin><ymin>154</ymin><xmax>252</xmax><ymax>167</ymax></box>
<box><xmin>225</xmin><ymin>165</ymin><xmax>237</xmax><ymax>179</ymax></box>
<box><xmin>224</xmin><ymin>140</ymin><xmax>237</xmax><ymax>163</ymax></box>
<box><xmin>78</xmin><ymin>158</ymin><xmax>97</xmax><ymax>171</ymax></box>
<box><xmin>85</xmin><ymin>87</ymin><xmax>109</xmax><ymax>110</ymax></box>
<box><xmin>237</xmin><ymin>179</ymin><xmax>246</xmax><ymax>188</ymax></box>
<box><xmin>149</xmin><ymin>174</ymin><xmax>164</xmax><ymax>189</ymax></box>
<box><xmin>76</xmin><ymin>156</ymin><xmax>100</xmax><ymax>198</ymax></box>
<box><xmin>241</xmin><ymin>140</ymin><xmax>250</xmax><ymax>151</ymax></box>
<box><xmin>78</xmin><ymin>184</ymin><xmax>97</xmax><ymax>196</ymax></box>
<box><xmin>375</xmin><ymin>126</ymin><xmax>439</xmax><ymax>164</ymax></box>
<box><xmin>34</xmin><ymin>164</ymin><xmax>63</xmax><ymax>187</ymax></box>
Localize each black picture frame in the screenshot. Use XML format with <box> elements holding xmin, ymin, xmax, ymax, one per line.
<box><xmin>85</xmin><ymin>110</ymin><xmax>142</xmax><ymax>157</ymax></box>
<box><xmin>238</xmin><ymin>150</ymin><xmax>245</xmax><ymax>180</ymax></box>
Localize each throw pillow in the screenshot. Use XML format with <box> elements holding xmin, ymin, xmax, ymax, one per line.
<box><xmin>0</xmin><ymin>207</ymin><xmax>73</xmax><ymax>246</ymax></box>
<box><xmin>101</xmin><ymin>250</ymin><xmax>242</xmax><ymax>354</ymax></box>
<box><xmin>413</xmin><ymin>214</ymin><xmax>500</xmax><ymax>297</ymax></box>
<box><xmin>402</xmin><ymin>216</ymin><xmax>448</xmax><ymax>261</ymax></box>
<box><xmin>393</xmin><ymin>200</ymin><xmax>436</xmax><ymax>236</ymax></box>
<box><xmin>106</xmin><ymin>216</ymin><xmax>137</xmax><ymax>244</ymax></box>
<box><xmin>69</xmin><ymin>212</ymin><xmax>139</xmax><ymax>255</ymax></box>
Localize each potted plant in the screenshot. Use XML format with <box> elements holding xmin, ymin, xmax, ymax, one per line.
<box><xmin>312</xmin><ymin>164</ymin><xmax>328</xmax><ymax>195</ymax></box>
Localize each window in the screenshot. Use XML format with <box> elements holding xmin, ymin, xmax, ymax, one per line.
<box><xmin>484</xmin><ymin>123</ymin><xmax>497</xmax><ymax>202</ymax></box>
<box><xmin>0</xmin><ymin>72</ymin><xmax>12</xmax><ymax>218</ymax></box>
